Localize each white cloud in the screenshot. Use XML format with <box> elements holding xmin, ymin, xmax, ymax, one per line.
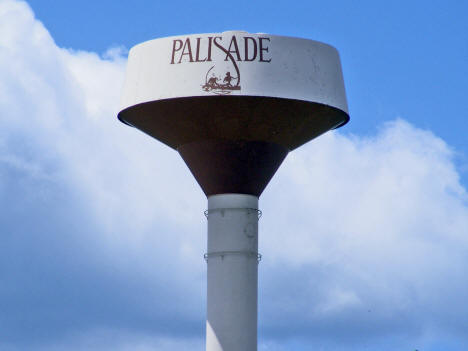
<box><xmin>1</xmin><ymin>329</ymin><xmax>204</xmax><ymax>351</ymax></box>
<box><xmin>259</xmin><ymin>120</ymin><xmax>468</xmax><ymax>342</ymax></box>
<box><xmin>1</xmin><ymin>0</ymin><xmax>467</xmax><ymax>349</ymax></box>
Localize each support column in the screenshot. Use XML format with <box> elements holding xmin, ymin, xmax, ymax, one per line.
<box><xmin>205</xmin><ymin>194</ymin><xmax>260</xmax><ymax>351</ymax></box>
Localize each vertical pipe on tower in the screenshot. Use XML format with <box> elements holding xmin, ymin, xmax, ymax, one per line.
<box><xmin>205</xmin><ymin>194</ymin><xmax>259</xmax><ymax>351</ymax></box>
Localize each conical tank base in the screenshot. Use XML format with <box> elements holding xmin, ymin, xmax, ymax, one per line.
<box><xmin>118</xmin><ymin>95</ymin><xmax>348</xmax><ymax>196</ymax></box>
<box><xmin>178</xmin><ymin>140</ymin><xmax>288</xmax><ymax>196</ymax></box>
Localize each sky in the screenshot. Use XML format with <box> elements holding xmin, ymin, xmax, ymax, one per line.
<box><xmin>0</xmin><ymin>0</ymin><xmax>467</xmax><ymax>350</ymax></box>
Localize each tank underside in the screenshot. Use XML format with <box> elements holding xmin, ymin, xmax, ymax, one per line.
<box><xmin>118</xmin><ymin>95</ymin><xmax>349</xmax><ymax>196</ymax></box>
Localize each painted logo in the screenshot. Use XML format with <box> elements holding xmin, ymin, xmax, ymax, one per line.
<box><xmin>202</xmin><ymin>65</ymin><xmax>240</xmax><ymax>94</ymax></box>
<box><xmin>170</xmin><ymin>35</ymin><xmax>271</xmax><ymax>95</ymax></box>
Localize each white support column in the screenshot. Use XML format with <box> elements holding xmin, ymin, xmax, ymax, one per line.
<box><xmin>205</xmin><ymin>194</ymin><xmax>260</xmax><ymax>351</ymax></box>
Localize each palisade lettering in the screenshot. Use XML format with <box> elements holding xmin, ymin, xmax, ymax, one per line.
<box><xmin>170</xmin><ymin>35</ymin><xmax>272</xmax><ymax>64</ymax></box>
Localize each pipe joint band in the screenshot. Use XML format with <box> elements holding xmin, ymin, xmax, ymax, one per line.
<box><xmin>204</xmin><ymin>208</ymin><xmax>262</xmax><ymax>219</ymax></box>
<box><xmin>204</xmin><ymin>251</ymin><xmax>262</xmax><ymax>263</ymax></box>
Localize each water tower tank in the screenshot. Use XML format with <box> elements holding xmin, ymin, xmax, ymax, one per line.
<box><xmin>118</xmin><ymin>31</ymin><xmax>349</xmax><ymax>351</ymax></box>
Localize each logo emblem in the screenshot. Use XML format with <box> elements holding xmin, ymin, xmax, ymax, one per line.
<box><xmin>170</xmin><ymin>35</ymin><xmax>272</xmax><ymax>96</ymax></box>
<box><xmin>202</xmin><ymin>65</ymin><xmax>241</xmax><ymax>95</ymax></box>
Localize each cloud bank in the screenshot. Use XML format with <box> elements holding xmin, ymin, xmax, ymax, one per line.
<box><xmin>0</xmin><ymin>1</ymin><xmax>467</xmax><ymax>350</ymax></box>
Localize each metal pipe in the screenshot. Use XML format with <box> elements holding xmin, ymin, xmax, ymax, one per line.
<box><xmin>205</xmin><ymin>194</ymin><xmax>259</xmax><ymax>351</ymax></box>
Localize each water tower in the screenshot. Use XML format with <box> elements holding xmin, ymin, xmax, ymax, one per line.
<box><xmin>118</xmin><ymin>31</ymin><xmax>349</xmax><ymax>351</ymax></box>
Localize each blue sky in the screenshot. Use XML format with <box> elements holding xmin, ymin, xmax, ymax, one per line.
<box><xmin>25</xmin><ymin>0</ymin><xmax>468</xmax><ymax>169</ymax></box>
<box><xmin>1</xmin><ymin>0</ymin><xmax>467</xmax><ymax>350</ymax></box>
